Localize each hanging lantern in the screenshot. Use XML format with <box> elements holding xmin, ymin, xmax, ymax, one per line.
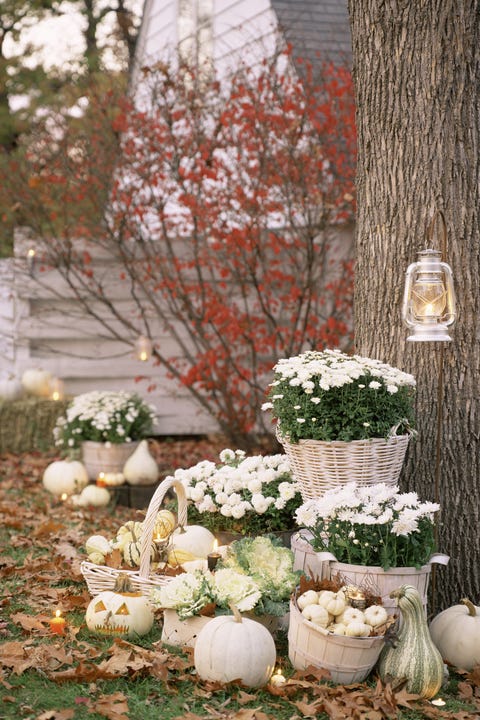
<box><xmin>402</xmin><ymin>249</ymin><xmax>456</xmax><ymax>342</ymax></box>
<box><xmin>134</xmin><ymin>335</ymin><xmax>152</xmax><ymax>361</ymax></box>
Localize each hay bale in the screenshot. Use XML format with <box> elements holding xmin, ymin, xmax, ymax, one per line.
<box><xmin>0</xmin><ymin>398</ymin><xmax>69</xmax><ymax>454</ymax></box>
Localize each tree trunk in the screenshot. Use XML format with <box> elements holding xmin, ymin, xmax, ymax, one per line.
<box><xmin>348</xmin><ymin>0</ymin><xmax>480</xmax><ymax>612</ymax></box>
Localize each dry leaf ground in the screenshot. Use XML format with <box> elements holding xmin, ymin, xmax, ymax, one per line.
<box><xmin>0</xmin><ymin>439</ymin><xmax>479</xmax><ymax>720</ymax></box>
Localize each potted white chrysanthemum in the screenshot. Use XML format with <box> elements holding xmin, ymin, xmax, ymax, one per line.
<box><xmin>165</xmin><ymin>448</ymin><xmax>303</xmax><ymax>540</ymax></box>
<box><xmin>54</xmin><ymin>390</ymin><xmax>156</xmax><ymax>478</ymax></box>
<box><xmin>262</xmin><ymin>349</ymin><xmax>417</xmax><ymax>499</ymax></box>
<box><xmin>293</xmin><ymin>481</ymin><xmax>449</xmax><ymax>616</ymax></box>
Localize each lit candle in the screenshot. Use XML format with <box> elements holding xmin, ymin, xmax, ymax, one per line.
<box><xmin>50</xmin><ymin>378</ymin><xmax>65</xmax><ymax>401</ymax></box>
<box><xmin>96</xmin><ymin>472</ymin><xmax>106</xmax><ymax>487</ymax></box>
<box><xmin>431</xmin><ymin>698</ymin><xmax>446</xmax><ymax>707</ymax></box>
<box><xmin>270</xmin><ymin>669</ymin><xmax>286</xmax><ymax>687</ymax></box>
<box><xmin>27</xmin><ymin>248</ymin><xmax>36</xmax><ymax>275</ymax></box>
<box><xmin>50</xmin><ymin>609</ymin><xmax>66</xmax><ymax>635</ymax></box>
<box><xmin>60</xmin><ymin>493</ymin><xmax>68</xmax><ymax>502</ymax></box>
<box><xmin>207</xmin><ymin>539</ymin><xmax>221</xmax><ymax>571</ymax></box>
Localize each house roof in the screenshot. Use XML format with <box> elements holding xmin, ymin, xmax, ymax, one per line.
<box><xmin>270</xmin><ymin>0</ymin><xmax>351</xmax><ymax>67</ymax></box>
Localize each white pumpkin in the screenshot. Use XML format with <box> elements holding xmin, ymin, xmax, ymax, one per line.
<box><xmin>429</xmin><ymin>598</ymin><xmax>480</xmax><ymax>670</ymax></box>
<box><xmin>345</xmin><ymin>621</ymin><xmax>372</xmax><ymax>637</ymax></box>
<box><xmin>323</xmin><ymin>590</ymin><xmax>347</xmax><ymax>617</ymax></box>
<box><xmin>21</xmin><ymin>368</ymin><xmax>53</xmax><ymax>397</ymax></box>
<box><xmin>364</xmin><ymin>604</ymin><xmax>389</xmax><ymax>628</ymax></box>
<box><xmin>85</xmin><ymin>574</ymin><xmax>154</xmax><ymax>638</ymax></box>
<box><xmin>171</xmin><ymin>525</ymin><xmax>216</xmax><ymax>558</ymax></box>
<box><xmin>194</xmin><ymin>605</ymin><xmax>276</xmax><ymax>687</ymax></box>
<box><xmin>42</xmin><ymin>460</ymin><xmax>89</xmax><ymax>497</ymax></box>
<box><xmin>330</xmin><ymin>622</ymin><xmax>347</xmax><ymax>635</ymax></box>
<box><xmin>0</xmin><ymin>375</ymin><xmax>23</xmax><ymax>401</ymax></box>
<box><xmin>123</xmin><ymin>440</ymin><xmax>159</xmax><ymax>486</ymax></box>
<box><xmin>297</xmin><ymin>590</ymin><xmax>319</xmax><ymax>610</ymax></box>
<box><xmin>337</xmin><ymin>606</ymin><xmax>366</xmax><ymax>625</ymax></box>
<box><xmin>301</xmin><ymin>604</ymin><xmax>330</xmax><ymax>627</ymax></box>
<box><xmin>75</xmin><ymin>484</ymin><xmax>111</xmax><ymax>507</ymax></box>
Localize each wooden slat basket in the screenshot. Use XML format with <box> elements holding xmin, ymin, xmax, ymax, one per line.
<box><xmin>81</xmin><ymin>476</ymin><xmax>187</xmax><ymax>597</ymax></box>
<box><xmin>278</xmin><ymin>431</ymin><xmax>410</xmax><ymax>500</ymax></box>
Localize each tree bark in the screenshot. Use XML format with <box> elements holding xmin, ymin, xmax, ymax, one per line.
<box><xmin>348</xmin><ymin>0</ymin><xmax>480</xmax><ymax>611</ymax></box>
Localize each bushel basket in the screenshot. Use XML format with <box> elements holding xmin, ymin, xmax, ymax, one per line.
<box><xmin>288</xmin><ymin>597</ymin><xmax>385</xmax><ymax>684</ymax></box>
<box><xmin>278</xmin><ymin>430</ymin><xmax>410</xmax><ymax>500</ymax></box>
<box><xmin>81</xmin><ymin>476</ymin><xmax>187</xmax><ymax>597</ymax></box>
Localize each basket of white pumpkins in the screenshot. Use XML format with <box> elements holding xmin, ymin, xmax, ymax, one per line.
<box><xmin>288</xmin><ymin>577</ymin><xmax>396</xmax><ymax>684</ymax></box>
<box><xmin>81</xmin><ymin>476</ymin><xmax>218</xmax><ymax>597</ymax></box>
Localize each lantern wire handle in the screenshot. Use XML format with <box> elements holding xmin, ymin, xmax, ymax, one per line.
<box><xmin>426</xmin><ymin>209</ymin><xmax>447</xmax><ymax>259</ymax></box>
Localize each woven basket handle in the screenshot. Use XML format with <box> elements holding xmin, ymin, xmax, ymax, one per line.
<box><xmin>139</xmin><ymin>477</ymin><xmax>188</xmax><ymax>580</ymax></box>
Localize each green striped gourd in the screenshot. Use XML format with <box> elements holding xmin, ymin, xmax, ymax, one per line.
<box><xmin>377</xmin><ymin>584</ymin><xmax>444</xmax><ymax>699</ymax></box>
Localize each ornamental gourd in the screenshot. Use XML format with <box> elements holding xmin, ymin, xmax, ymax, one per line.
<box><xmin>123</xmin><ymin>440</ymin><xmax>159</xmax><ymax>486</ymax></box>
<box><xmin>42</xmin><ymin>460</ymin><xmax>89</xmax><ymax>497</ymax></box>
<box><xmin>377</xmin><ymin>584</ymin><xmax>444</xmax><ymax>699</ymax></box>
<box><xmin>85</xmin><ymin>574</ymin><xmax>154</xmax><ymax>638</ymax></box>
<box><xmin>429</xmin><ymin>598</ymin><xmax>480</xmax><ymax>670</ymax></box>
<box><xmin>194</xmin><ymin>604</ymin><xmax>276</xmax><ymax>687</ymax></box>
<box><xmin>72</xmin><ymin>484</ymin><xmax>111</xmax><ymax>507</ymax></box>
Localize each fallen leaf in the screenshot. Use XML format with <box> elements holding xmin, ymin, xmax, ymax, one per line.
<box><xmin>94</xmin><ymin>692</ymin><xmax>130</xmax><ymax>720</ymax></box>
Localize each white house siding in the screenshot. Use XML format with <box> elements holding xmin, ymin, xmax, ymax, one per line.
<box><xmin>0</xmin><ymin>2</ymin><xmax>353</xmax><ymax>437</ymax></box>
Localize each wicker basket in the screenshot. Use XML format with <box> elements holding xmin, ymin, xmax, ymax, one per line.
<box><xmin>279</xmin><ymin>432</ymin><xmax>410</xmax><ymax>500</ymax></box>
<box><xmin>288</xmin><ymin>597</ymin><xmax>385</xmax><ymax>684</ymax></box>
<box><xmin>81</xmin><ymin>476</ymin><xmax>188</xmax><ymax>597</ymax></box>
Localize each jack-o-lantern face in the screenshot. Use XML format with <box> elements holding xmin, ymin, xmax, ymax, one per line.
<box><xmin>86</xmin><ymin>587</ymin><xmax>154</xmax><ymax>638</ymax></box>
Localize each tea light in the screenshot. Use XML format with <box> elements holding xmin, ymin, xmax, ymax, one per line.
<box><xmin>50</xmin><ymin>378</ymin><xmax>65</xmax><ymax>401</ymax></box>
<box><xmin>270</xmin><ymin>669</ymin><xmax>286</xmax><ymax>687</ymax></box>
<box><xmin>50</xmin><ymin>609</ymin><xmax>66</xmax><ymax>635</ymax></box>
<box><xmin>207</xmin><ymin>539</ymin><xmax>221</xmax><ymax>571</ymax></box>
<box><xmin>431</xmin><ymin>697</ymin><xmax>446</xmax><ymax>707</ymax></box>
<box><xmin>96</xmin><ymin>472</ymin><xmax>106</xmax><ymax>487</ymax></box>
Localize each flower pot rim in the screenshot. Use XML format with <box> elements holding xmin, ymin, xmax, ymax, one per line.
<box><xmin>316</xmin><ymin>553</ymin><xmax>450</xmax><ymax>571</ymax></box>
<box><xmin>280</xmin><ymin>433</ymin><xmax>411</xmax><ymax>447</ymax></box>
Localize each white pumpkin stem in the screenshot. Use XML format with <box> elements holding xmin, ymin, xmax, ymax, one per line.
<box><xmin>229</xmin><ymin>603</ymin><xmax>243</xmax><ymax>623</ymax></box>
<box><xmin>460</xmin><ymin>598</ymin><xmax>477</xmax><ymax>617</ymax></box>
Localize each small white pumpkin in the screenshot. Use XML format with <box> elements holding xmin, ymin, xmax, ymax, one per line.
<box><xmin>171</xmin><ymin>525</ymin><xmax>216</xmax><ymax>559</ymax></box>
<box><xmin>76</xmin><ymin>484</ymin><xmax>111</xmax><ymax>507</ymax></box>
<box><xmin>330</xmin><ymin>622</ymin><xmax>347</xmax><ymax>635</ymax></box>
<box><xmin>42</xmin><ymin>460</ymin><xmax>89</xmax><ymax>497</ymax></box>
<box><xmin>194</xmin><ymin>604</ymin><xmax>276</xmax><ymax>687</ymax></box>
<box><xmin>123</xmin><ymin>440</ymin><xmax>159</xmax><ymax>486</ymax></box>
<box><xmin>85</xmin><ymin>574</ymin><xmax>154</xmax><ymax>638</ymax></box>
<box><xmin>21</xmin><ymin>367</ymin><xmax>53</xmax><ymax>397</ymax></box>
<box><xmin>297</xmin><ymin>590</ymin><xmax>319</xmax><ymax>610</ymax></box>
<box><xmin>429</xmin><ymin>598</ymin><xmax>480</xmax><ymax>670</ymax></box>
<box><xmin>88</xmin><ymin>551</ymin><xmax>106</xmax><ymax>564</ymax></box>
<box><xmin>345</xmin><ymin>621</ymin><xmax>372</xmax><ymax>637</ymax></box>
<box><xmin>338</xmin><ymin>606</ymin><xmax>366</xmax><ymax>625</ymax></box>
<box><xmin>302</xmin><ymin>604</ymin><xmax>330</xmax><ymax>627</ymax></box>
<box><xmin>323</xmin><ymin>590</ymin><xmax>347</xmax><ymax>617</ymax></box>
<box><xmin>364</xmin><ymin>604</ymin><xmax>389</xmax><ymax>628</ymax></box>
<box><xmin>318</xmin><ymin>590</ymin><xmax>336</xmax><ymax>608</ymax></box>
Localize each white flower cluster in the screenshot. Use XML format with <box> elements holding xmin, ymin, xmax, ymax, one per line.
<box><xmin>263</xmin><ymin>349</ymin><xmax>415</xmax><ymax>411</ymax></box>
<box><xmin>295</xmin><ymin>482</ymin><xmax>439</xmax><ymax>538</ymax></box>
<box><xmin>167</xmin><ymin>449</ymin><xmax>299</xmax><ymax>521</ymax></box>
<box><xmin>150</xmin><ymin>568</ymin><xmax>262</xmax><ymax>619</ymax></box>
<box><xmin>54</xmin><ymin>390</ymin><xmax>156</xmax><ymax>447</ymax></box>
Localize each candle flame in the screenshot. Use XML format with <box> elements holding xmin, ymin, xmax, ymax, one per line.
<box><xmin>60</xmin><ymin>493</ymin><xmax>68</xmax><ymax>501</ymax></box>
<box><xmin>55</xmin><ymin>609</ymin><xmax>62</xmax><ymax>619</ymax></box>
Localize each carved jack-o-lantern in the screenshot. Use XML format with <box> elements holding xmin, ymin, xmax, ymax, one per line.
<box><xmin>85</xmin><ymin>574</ymin><xmax>154</xmax><ymax>638</ymax></box>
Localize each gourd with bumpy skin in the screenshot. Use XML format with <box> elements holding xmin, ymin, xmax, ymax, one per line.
<box><xmin>429</xmin><ymin>598</ymin><xmax>480</xmax><ymax>671</ymax></box>
<box><xmin>377</xmin><ymin>584</ymin><xmax>444</xmax><ymax>699</ymax></box>
<box><xmin>194</xmin><ymin>604</ymin><xmax>276</xmax><ymax>687</ymax></box>
<box><xmin>85</xmin><ymin>574</ymin><xmax>154</xmax><ymax>638</ymax></box>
